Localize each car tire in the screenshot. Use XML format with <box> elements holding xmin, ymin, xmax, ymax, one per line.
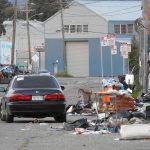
<box><xmin>5</xmin><ymin>106</ymin><xmax>14</xmax><ymax>123</ymax></box>
<box><xmin>54</xmin><ymin>113</ymin><xmax>66</xmax><ymax>123</ymax></box>
<box><xmin>0</xmin><ymin>105</ymin><xmax>6</xmax><ymax>121</ymax></box>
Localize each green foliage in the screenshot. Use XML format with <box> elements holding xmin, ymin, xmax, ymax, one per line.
<box><xmin>129</xmin><ymin>37</ymin><xmax>141</xmax><ymax>97</ymax></box>
<box><xmin>129</xmin><ymin>37</ymin><xmax>139</xmax><ymax>80</ymax></box>
<box><xmin>132</xmin><ymin>81</ymin><xmax>141</xmax><ymax>98</ymax></box>
<box><xmin>0</xmin><ymin>0</ymin><xmax>12</xmax><ymax>35</ymax></box>
<box><xmin>28</xmin><ymin>0</ymin><xmax>72</xmax><ymax>21</ymax></box>
<box><xmin>55</xmin><ymin>71</ymin><xmax>72</xmax><ymax>77</ymax></box>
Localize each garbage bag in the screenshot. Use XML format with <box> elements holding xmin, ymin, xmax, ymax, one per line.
<box><xmin>131</xmin><ymin>111</ymin><xmax>145</xmax><ymax>119</ymax></box>
<box><xmin>63</xmin><ymin>118</ymin><xmax>89</xmax><ymax>131</ymax></box>
<box><xmin>108</xmin><ymin>111</ymin><xmax>132</xmax><ymax>127</ymax></box>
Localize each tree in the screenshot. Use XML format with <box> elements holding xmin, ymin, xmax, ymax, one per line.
<box><xmin>28</xmin><ymin>0</ymin><xmax>72</xmax><ymax>21</ymax></box>
<box><xmin>129</xmin><ymin>37</ymin><xmax>141</xmax><ymax>97</ymax></box>
<box><xmin>0</xmin><ymin>0</ymin><xmax>13</xmax><ymax>36</ymax></box>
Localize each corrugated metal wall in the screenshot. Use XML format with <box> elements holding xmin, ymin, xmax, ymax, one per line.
<box><xmin>45</xmin><ymin>38</ymin><xmax>126</xmax><ymax>77</ymax></box>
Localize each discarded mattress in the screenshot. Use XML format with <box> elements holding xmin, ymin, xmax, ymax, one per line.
<box><xmin>120</xmin><ymin>124</ymin><xmax>150</xmax><ymax>139</ymax></box>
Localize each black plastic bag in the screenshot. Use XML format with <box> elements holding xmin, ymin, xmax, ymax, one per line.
<box><xmin>63</xmin><ymin>118</ymin><xmax>89</xmax><ymax>131</ymax></box>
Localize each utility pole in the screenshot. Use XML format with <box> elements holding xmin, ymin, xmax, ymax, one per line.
<box><xmin>143</xmin><ymin>0</ymin><xmax>150</xmax><ymax>92</ymax></box>
<box><xmin>11</xmin><ymin>0</ymin><xmax>17</xmax><ymax>65</ymax></box>
<box><xmin>59</xmin><ymin>0</ymin><xmax>67</xmax><ymax>72</ymax></box>
<box><xmin>26</xmin><ymin>0</ymin><xmax>32</xmax><ymax>65</ymax></box>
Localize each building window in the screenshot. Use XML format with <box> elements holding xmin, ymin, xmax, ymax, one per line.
<box><xmin>83</xmin><ymin>25</ymin><xmax>88</xmax><ymax>32</ymax></box>
<box><xmin>64</xmin><ymin>25</ymin><xmax>69</xmax><ymax>33</ymax></box>
<box><xmin>70</xmin><ymin>25</ymin><xmax>76</xmax><ymax>33</ymax></box>
<box><xmin>127</xmin><ymin>24</ymin><xmax>133</xmax><ymax>33</ymax></box>
<box><xmin>121</xmin><ymin>25</ymin><xmax>126</xmax><ymax>34</ymax></box>
<box><xmin>114</xmin><ymin>25</ymin><xmax>120</xmax><ymax>34</ymax></box>
<box><xmin>64</xmin><ymin>24</ymin><xmax>88</xmax><ymax>33</ymax></box>
<box><xmin>114</xmin><ymin>24</ymin><xmax>134</xmax><ymax>34</ymax></box>
<box><xmin>77</xmin><ymin>25</ymin><xmax>82</xmax><ymax>32</ymax></box>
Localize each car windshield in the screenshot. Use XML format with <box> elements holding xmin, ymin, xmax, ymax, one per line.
<box><xmin>12</xmin><ymin>76</ymin><xmax>59</xmax><ymax>89</ymax></box>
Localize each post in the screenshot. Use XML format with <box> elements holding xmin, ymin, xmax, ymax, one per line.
<box><xmin>100</xmin><ymin>46</ymin><xmax>103</xmax><ymax>78</ymax></box>
<box><xmin>123</xmin><ymin>58</ymin><xmax>125</xmax><ymax>75</ymax></box>
<box><xmin>39</xmin><ymin>51</ymin><xmax>41</xmax><ymax>70</ymax></box>
<box><xmin>110</xmin><ymin>52</ymin><xmax>113</xmax><ymax>77</ymax></box>
<box><xmin>128</xmin><ymin>58</ymin><xmax>129</xmax><ymax>74</ymax></box>
<box><xmin>59</xmin><ymin>0</ymin><xmax>67</xmax><ymax>72</ymax></box>
<box><xmin>26</xmin><ymin>0</ymin><xmax>32</xmax><ymax>65</ymax></box>
<box><xmin>11</xmin><ymin>0</ymin><xmax>17</xmax><ymax>65</ymax></box>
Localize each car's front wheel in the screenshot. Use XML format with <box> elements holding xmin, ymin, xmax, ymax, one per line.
<box><xmin>54</xmin><ymin>114</ymin><xmax>66</xmax><ymax>122</ymax></box>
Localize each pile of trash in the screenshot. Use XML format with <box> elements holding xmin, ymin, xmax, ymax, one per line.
<box><xmin>65</xmin><ymin>76</ymin><xmax>150</xmax><ymax>139</ymax></box>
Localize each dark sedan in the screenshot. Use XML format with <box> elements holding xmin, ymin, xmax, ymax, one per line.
<box><xmin>0</xmin><ymin>74</ymin><xmax>66</xmax><ymax>123</ymax></box>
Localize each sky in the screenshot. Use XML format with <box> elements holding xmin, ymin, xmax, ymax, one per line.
<box><xmin>8</xmin><ymin>0</ymin><xmax>25</xmax><ymax>7</ymax></box>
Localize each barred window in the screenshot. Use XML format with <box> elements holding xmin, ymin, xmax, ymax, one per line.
<box><xmin>83</xmin><ymin>25</ymin><xmax>88</xmax><ymax>32</ymax></box>
<box><xmin>121</xmin><ymin>25</ymin><xmax>126</xmax><ymax>34</ymax></box>
<box><xmin>114</xmin><ymin>25</ymin><xmax>120</xmax><ymax>34</ymax></box>
<box><xmin>127</xmin><ymin>24</ymin><xmax>133</xmax><ymax>33</ymax></box>
<box><xmin>77</xmin><ymin>25</ymin><xmax>82</xmax><ymax>32</ymax></box>
<box><xmin>70</xmin><ymin>25</ymin><xmax>76</xmax><ymax>33</ymax></box>
<box><xmin>64</xmin><ymin>25</ymin><xmax>69</xmax><ymax>33</ymax></box>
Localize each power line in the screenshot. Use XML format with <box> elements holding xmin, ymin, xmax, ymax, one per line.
<box><xmin>100</xmin><ymin>5</ymin><xmax>141</xmax><ymax>15</ymax></box>
<box><xmin>62</xmin><ymin>4</ymin><xmax>140</xmax><ymax>16</ymax></box>
<box><xmin>104</xmin><ymin>9</ymin><xmax>141</xmax><ymax>16</ymax></box>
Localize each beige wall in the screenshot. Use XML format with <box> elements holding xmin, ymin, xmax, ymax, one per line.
<box><xmin>44</xmin><ymin>2</ymin><xmax>108</xmax><ymax>39</ymax></box>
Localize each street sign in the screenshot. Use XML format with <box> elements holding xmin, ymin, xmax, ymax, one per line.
<box><xmin>32</xmin><ymin>54</ymin><xmax>39</xmax><ymax>62</ymax></box>
<box><xmin>28</xmin><ymin>64</ymin><xmax>32</xmax><ymax>71</ymax></box>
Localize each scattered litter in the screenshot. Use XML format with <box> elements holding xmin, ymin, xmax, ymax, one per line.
<box><xmin>114</xmin><ymin>138</ymin><xmax>120</xmax><ymax>141</ymax></box>
<box><xmin>64</xmin><ymin>118</ymin><xmax>89</xmax><ymax>131</ymax></box>
<box><xmin>74</xmin><ymin>128</ymin><xmax>85</xmax><ymax>134</ymax></box>
<box><xmin>67</xmin><ymin>105</ymin><xmax>74</xmax><ymax>113</ymax></box>
<box><xmin>20</xmin><ymin>128</ymin><xmax>30</xmax><ymax>131</ymax></box>
<box><xmin>129</xmin><ymin>117</ymin><xmax>146</xmax><ymax>124</ymax></box>
<box><xmin>39</xmin><ymin>123</ymin><xmax>49</xmax><ymax>126</ymax></box>
<box><xmin>64</xmin><ymin>77</ymin><xmax>150</xmax><ymax>137</ymax></box>
<box><xmin>72</xmin><ymin>129</ymin><xmax>111</xmax><ymax>135</ymax></box>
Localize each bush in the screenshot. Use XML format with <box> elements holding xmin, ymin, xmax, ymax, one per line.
<box><xmin>132</xmin><ymin>82</ymin><xmax>141</xmax><ymax>99</ymax></box>
<box><xmin>55</xmin><ymin>71</ymin><xmax>73</xmax><ymax>77</ymax></box>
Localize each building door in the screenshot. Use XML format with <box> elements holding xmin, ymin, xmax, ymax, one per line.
<box><xmin>66</xmin><ymin>41</ymin><xmax>89</xmax><ymax>77</ymax></box>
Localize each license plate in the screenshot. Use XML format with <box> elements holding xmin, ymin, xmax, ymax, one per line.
<box><xmin>32</xmin><ymin>96</ymin><xmax>44</xmax><ymax>101</ymax></box>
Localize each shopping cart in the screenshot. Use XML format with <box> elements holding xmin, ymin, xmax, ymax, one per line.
<box><xmin>94</xmin><ymin>91</ymin><xmax>135</xmax><ymax>113</ymax></box>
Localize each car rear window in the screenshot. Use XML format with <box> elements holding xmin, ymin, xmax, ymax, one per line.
<box><xmin>13</xmin><ymin>76</ymin><xmax>59</xmax><ymax>88</ymax></box>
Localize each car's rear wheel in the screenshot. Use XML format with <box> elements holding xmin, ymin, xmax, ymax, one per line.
<box><xmin>54</xmin><ymin>114</ymin><xmax>66</xmax><ymax>122</ymax></box>
<box><xmin>5</xmin><ymin>106</ymin><xmax>14</xmax><ymax>123</ymax></box>
<box><xmin>0</xmin><ymin>105</ymin><xmax>6</xmax><ymax>121</ymax></box>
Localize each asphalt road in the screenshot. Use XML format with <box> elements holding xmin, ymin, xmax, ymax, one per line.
<box><xmin>0</xmin><ymin>77</ymin><xmax>150</xmax><ymax>150</ymax></box>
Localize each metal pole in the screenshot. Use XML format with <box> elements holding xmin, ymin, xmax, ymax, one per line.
<box><xmin>100</xmin><ymin>46</ymin><xmax>103</xmax><ymax>78</ymax></box>
<box><xmin>59</xmin><ymin>0</ymin><xmax>67</xmax><ymax>72</ymax></box>
<box><xmin>110</xmin><ymin>51</ymin><xmax>113</xmax><ymax>77</ymax></box>
<box><xmin>39</xmin><ymin>51</ymin><xmax>41</xmax><ymax>70</ymax></box>
<box><xmin>11</xmin><ymin>0</ymin><xmax>17</xmax><ymax>65</ymax></box>
<box><xmin>128</xmin><ymin>58</ymin><xmax>129</xmax><ymax>74</ymax></box>
<box><xmin>123</xmin><ymin>58</ymin><xmax>125</xmax><ymax>75</ymax></box>
<box><xmin>26</xmin><ymin>0</ymin><xmax>32</xmax><ymax>65</ymax></box>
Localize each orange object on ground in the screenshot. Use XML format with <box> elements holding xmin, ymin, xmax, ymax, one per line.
<box><xmin>101</xmin><ymin>96</ymin><xmax>111</xmax><ymax>103</ymax></box>
<box><xmin>95</xmin><ymin>91</ymin><xmax>135</xmax><ymax>112</ymax></box>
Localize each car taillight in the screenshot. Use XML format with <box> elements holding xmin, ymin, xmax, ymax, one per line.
<box><xmin>7</xmin><ymin>94</ymin><xmax>31</xmax><ymax>101</ymax></box>
<box><xmin>44</xmin><ymin>93</ymin><xmax>65</xmax><ymax>101</ymax></box>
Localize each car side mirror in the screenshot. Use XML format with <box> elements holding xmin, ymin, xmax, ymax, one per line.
<box><xmin>61</xmin><ymin>86</ymin><xmax>65</xmax><ymax>90</ymax></box>
<box><xmin>0</xmin><ymin>87</ymin><xmax>6</xmax><ymax>92</ymax></box>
